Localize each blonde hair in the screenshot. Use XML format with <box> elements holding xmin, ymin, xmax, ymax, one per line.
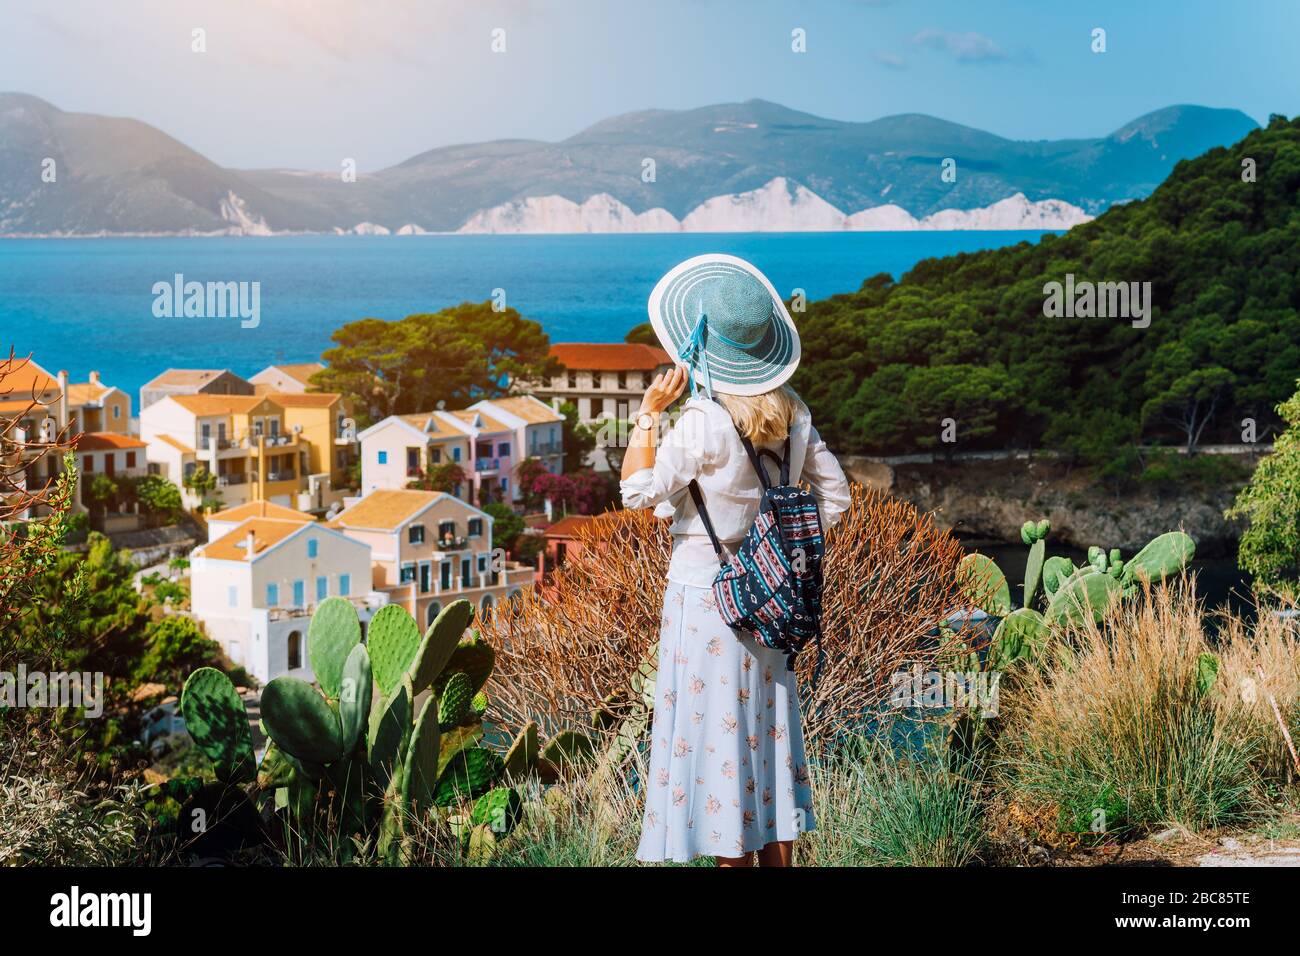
<box><xmin>715</xmin><ymin>385</ymin><xmax>806</xmax><ymax>445</ymax></box>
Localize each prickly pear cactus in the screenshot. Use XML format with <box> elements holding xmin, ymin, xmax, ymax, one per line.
<box><xmin>367</xmin><ymin>604</ymin><xmax>422</xmax><ymax>697</ymax></box>
<box><xmin>411</xmin><ymin>601</ymin><xmax>475</xmax><ymax>694</ymax></box>
<box><xmin>438</xmin><ymin>671</ymin><xmax>474</xmax><ymax>730</ymax></box>
<box><xmin>1120</xmin><ymin>532</ymin><xmax>1195</xmax><ymax>591</ymax></box>
<box><xmin>434</xmin><ymin>746</ymin><xmax>504</xmax><ymax>806</ymax></box>
<box><xmin>958</xmin><ymin>553</ymin><xmax>1011</xmax><ymax>616</ymax></box>
<box><xmin>470</xmin><ymin>786</ymin><xmax>523</xmax><ymax>839</ymax></box>
<box><xmin>181</xmin><ymin>667</ymin><xmax>256</xmax><ymax>784</ymax></box>
<box><xmin>503</xmin><ymin>721</ymin><xmax>540</xmax><ymax>776</ymax></box>
<box><xmin>307</xmin><ymin>596</ymin><xmax>361</xmax><ymax>698</ymax></box>
<box><xmin>433</xmin><ymin>636</ymin><xmax>496</xmax><ymax>696</ymax></box>
<box><xmin>261</xmin><ymin>676</ymin><xmax>346</xmax><ymax>765</ymax></box>
<box><xmin>988</xmin><ymin>608</ymin><xmax>1048</xmax><ymax>669</ymax></box>
<box><xmin>1045</xmin><ymin>569</ymin><xmax>1122</xmax><ymax>628</ymax></box>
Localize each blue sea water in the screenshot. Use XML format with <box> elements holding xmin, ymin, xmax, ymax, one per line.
<box><xmin>0</xmin><ymin>231</ymin><xmax>1054</xmax><ymax>401</ymax></box>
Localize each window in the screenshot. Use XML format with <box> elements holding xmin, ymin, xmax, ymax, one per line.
<box><xmin>461</xmin><ymin>558</ymin><xmax>471</xmax><ymax>587</ymax></box>
<box><xmin>426</xmin><ymin>601</ymin><xmax>442</xmax><ymax>626</ymax></box>
<box><xmin>440</xmin><ymin>562</ymin><xmax>451</xmax><ymax>589</ymax></box>
<box><xmin>339</xmin><ymin>573</ymin><xmax>350</xmax><ymax>596</ymax></box>
<box><xmin>567</xmin><ymin>371</ymin><xmax>577</xmax><ymax>389</ymax></box>
<box><xmin>83</xmin><ymin>455</ymin><xmax>93</xmax><ymax>473</ymax></box>
<box><xmin>126</xmin><ymin>451</ymin><xmax>136</xmax><ymax>468</ymax></box>
<box><xmin>292</xmin><ymin>580</ymin><xmax>305</xmax><ymax>607</ymax></box>
<box><xmin>438</xmin><ymin>520</ymin><xmax>456</xmax><ymax>542</ymax></box>
<box><xmin>642</xmin><ymin>372</ymin><xmax>653</xmax><ymax>389</ymax></box>
<box><xmin>419</xmin><ymin>562</ymin><xmax>431</xmax><ymax>593</ymax></box>
<box><xmin>617</xmin><ymin>371</ymin><xmax>627</xmax><ymax>389</ymax></box>
<box><xmin>497</xmin><ymin>442</ymin><xmax>510</xmax><ymax>457</ymax></box>
<box><xmin>452</xmin><ymin>447</ymin><xmax>461</xmax><ymax>462</ymax></box>
<box><xmin>266</xmin><ymin>583</ymin><xmax>279</xmax><ymax>607</ymax></box>
<box><xmin>113</xmin><ymin>405</ymin><xmax>121</xmax><ymax>420</ymax></box>
<box><xmin>430</xmin><ymin>446</ymin><xmax>442</xmax><ymax>464</ymax></box>
<box><xmin>477</xmin><ymin>554</ymin><xmax>487</xmax><ymax>572</ymax></box>
<box><xmin>201</xmin><ymin>423</ymin><xmax>211</xmax><ymax>444</ymax></box>
<box><xmin>183</xmin><ymin>462</ymin><xmax>196</xmax><ymax>479</ymax></box>
<box><xmin>467</xmin><ymin>518</ymin><xmax>483</xmax><ymax>537</ymax></box>
<box><xmin>499</xmin><ymin>477</ymin><xmax>509</xmax><ymax>495</ymax></box>
<box><xmin>592</xmin><ymin>372</ymin><xmax>603</xmax><ymax>389</ymax></box>
<box><xmin>406</xmin><ymin>447</ymin><xmax>420</xmax><ymax>470</ymax></box>
<box><xmin>480</xmin><ymin>593</ymin><xmax>494</xmax><ymax>614</ymax></box>
<box><xmin>409</xmin><ymin>524</ymin><xmax>425</xmax><ymax>545</ymax></box>
<box><xmin>269</xmin><ymin>418</ymin><xmax>280</xmax><ymax>438</ymax></box>
<box><xmin>227</xmin><ymin>585</ymin><xmax>238</xmax><ymax>607</ymax></box>
<box><xmin>316</xmin><ymin>576</ymin><xmax>327</xmax><ymax>601</ymax></box>
<box><xmin>287</xmin><ymin>631</ymin><xmax>302</xmax><ymax>669</ymax></box>
<box><xmin>399</xmin><ymin>563</ymin><xmax>416</xmax><ymax>584</ymax></box>
<box><xmin>307</xmin><ymin>538</ymin><xmax>318</xmax><ymax>558</ymax></box>
<box><xmin>378</xmin><ymin>450</ymin><xmax>388</xmax><ymax>465</ymax></box>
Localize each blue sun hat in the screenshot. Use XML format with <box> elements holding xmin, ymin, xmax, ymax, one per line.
<box><xmin>648</xmin><ymin>254</ymin><xmax>801</xmax><ymax>398</ymax></box>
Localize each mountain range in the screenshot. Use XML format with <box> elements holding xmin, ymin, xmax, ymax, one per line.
<box><xmin>0</xmin><ymin>93</ymin><xmax>1259</xmax><ymax>236</ymax></box>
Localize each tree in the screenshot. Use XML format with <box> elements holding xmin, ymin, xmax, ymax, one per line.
<box><xmin>484</xmin><ymin>502</ymin><xmax>524</xmax><ymax>552</ymax></box>
<box><xmin>558</xmin><ymin>401</ymin><xmax>596</xmax><ymax>473</ymax></box>
<box><xmin>316</xmin><ymin>302</ymin><xmax>561</xmax><ymax>426</ymax></box>
<box><xmin>133</xmin><ymin>616</ymin><xmax>223</xmax><ymax>691</ymax></box>
<box><xmin>514</xmin><ymin>458</ymin><xmax>549</xmax><ymax>511</ymax></box>
<box><xmin>184</xmin><ymin>465</ymin><xmax>217</xmax><ymax>498</ymax></box>
<box><xmin>134</xmin><ymin>475</ymin><xmax>182</xmax><ymax>525</ymax></box>
<box><xmin>1228</xmin><ymin>380</ymin><xmax>1300</xmax><ymax>599</ymax></box>
<box><xmin>408</xmin><ymin>462</ymin><xmax>465</xmax><ymax>494</ymax></box>
<box><xmin>625</xmin><ymin>322</ymin><xmax>658</xmax><ymax>346</ymax></box>
<box><xmin>85</xmin><ymin>473</ymin><xmax>118</xmax><ymax>517</ymax></box>
<box><xmin>1141</xmin><ymin>366</ymin><xmax>1236</xmax><ymax>454</ymax></box>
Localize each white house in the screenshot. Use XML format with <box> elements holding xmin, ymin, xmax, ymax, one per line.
<box><xmin>190</xmin><ymin>516</ymin><xmax>385</xmax><ymax>684</ymax></box>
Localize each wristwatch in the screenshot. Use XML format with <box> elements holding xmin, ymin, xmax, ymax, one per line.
<box><xmin>635</xmin><ymin>411</ymin><xmax>657</xmax><ymax>432</ymax></box>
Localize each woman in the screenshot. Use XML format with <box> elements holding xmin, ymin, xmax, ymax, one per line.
<box><xmin>621</xmin><ymin>254</ymin><xmax>851</xmax><ymax>866</ymax></box>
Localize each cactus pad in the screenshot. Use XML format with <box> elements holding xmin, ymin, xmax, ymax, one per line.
<box><xmin>405</xmin><ymin>696</ymin><xmax>443</xmax><ymax>815</ymax></box>
<box><xmin>367</xmin><ymin>679</ymin><xmax>411</xmax><ymax>790</ymax></box>
<box><xmin>989</xmin><ymin>608</ymin><xmax>1048</xmax><ymax>669</ymax></box>
<box><xmin>434</xmin><ymin>746</ymin><xmax>503</xmax><ymax>806</ymax></box>
<box><xmin>338</xmin><ymin>643</ymin><xmax>372</xmax><ymax>753</ymax></box>
<box><xmin>368</xmin><ymin>604</ymin><xmax>422</xmax><ymax>697</ymax></box>
<box><xmin>438</xmin><ymin>672</ymin><xmax>474</xmax><ymax>730</ymax></box>
<box><xmin>958</xmin><ymin>553</ymin><xmax>1011</xmax><ymax>617</ymax></box>
<box><xmin>1045</xmin><ymin>570</ymin><xmax>1122</xmax><ymax>628</ymax></box>
<box><xmin>181</xmin><ymin>667</ymin><xmax>255</xmax><ymax>784</ymax></box>
<box><xmin>470</xmin><ymin>786</ymin><xmax>523</xmax><ymax>838</ymax></box>
<box><xmin>1120</xmin><ymin>531</ymin><xmax>1195</xmax><ymax>590</ymax></box>
<box><xmin>261</xmin><ymin>676</ymin><xmax>345</xmax><ymax>765</ymax></box>
<box><xmin>1022</xmin><ymin>539</ymin><xmax>1045</xmax><ymax>609</ymax></box>
<box><xmin>411</xmin><ymin>600</ymin><xmax>475</xmax><ymax>693</ymax></box>
<box><xmin>307</xmin><ymin>596</ymin><xmax>361</xmax><ymax>698</ymax></box>
<box><xmin>433</xmin><ymin>637</ymin><xmax>496</xmax><ymax>696</ymax></box>
<box><xmin>503</xmin><ymin>721</ymin><xmax>540</xmax><ymax>776</ymax></box>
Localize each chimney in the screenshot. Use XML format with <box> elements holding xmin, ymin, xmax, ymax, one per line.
<box><xmin>56</xmin><ymin>370</ymin><xmax>69</xmax><ymax>429</ymax></box>
<box><xmin>243</xmin><ymin>531</ymin><xmax>256</xmax><ymax>558</ymax></box>
<box><xmin>89</xmin><ymin>370</ymin><xmax>100</xmax><ymax>385</ymax></box>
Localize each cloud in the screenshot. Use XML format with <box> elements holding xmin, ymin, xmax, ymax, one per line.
<box><xmin>872</xmin><ymin>50</ymin><xmax>908</xmax><ymax>70</ymax></box>
<box><xmin>911</xmin><ymin>28</ymin><xmax>1007</xmax><ymax>63</ymax></box>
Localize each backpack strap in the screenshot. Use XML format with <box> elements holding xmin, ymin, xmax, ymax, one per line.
<box><xmin>687</xmin><ymin>479</ymin><xmax>724</xmax><ymax>559</ymax></box>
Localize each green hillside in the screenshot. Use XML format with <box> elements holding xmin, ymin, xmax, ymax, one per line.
<box><xmin>793</xmin><ymin>114</ymin><xmax>1300</xmax><ymax>468</ymax></box>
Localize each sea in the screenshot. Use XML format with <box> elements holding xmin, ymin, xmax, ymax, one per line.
<box><xmin>0</xmin><ymin>230</ymin><xmax>1055</xmax><ymax>400</ymax></box>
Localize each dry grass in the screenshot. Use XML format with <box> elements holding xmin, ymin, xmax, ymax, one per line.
<box><xmin>482</xmin><ymin>484</ymin><xmax>967</xmax><ymax>753</ymax></box>
<box><xmin>999</xmin><ymin>581</ymin><xmax>1293</xmax><ymax>835</ymax></box>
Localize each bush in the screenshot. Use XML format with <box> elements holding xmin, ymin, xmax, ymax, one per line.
<box><xmin>1229</xmin><ymin>380</ymin><xmax>1300</xmax><ymax>598</ymax></box>
<box><xmin>481</xmin><ymin>484</ymin><xmax>968</xmax><ymax>754</ymax></box>
<box><xmin>1001</xmin><ymin>583</ymin><xmax>1269</xmax><ymax>835</ymax></box>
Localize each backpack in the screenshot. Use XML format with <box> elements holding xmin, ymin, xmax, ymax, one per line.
<box><xmin>687</xmin><ymin>416</ymin><xmax>828</xmax><ymax>686</ymax></box>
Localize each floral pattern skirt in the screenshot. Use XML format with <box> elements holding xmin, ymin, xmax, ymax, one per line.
<box><xmin>636</xmin><ymin>581</ymin><xmax>816</xmax><ymax>863</ymax></box>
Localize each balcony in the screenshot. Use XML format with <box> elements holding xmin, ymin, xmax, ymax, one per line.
<box><xmin>266</xmin><ymin>593</ymin><xmax>385</xmax><ymax>621</ymax></box>
<box><xmin>217</xmin><ymin>472</ymin><xmax>249</xmax><ymax>486</ymax></box>
<box><xmin>530</xmin><ymin>442</ymin><xmax>562</xmax><ymax>456</ymax></box>
<box><xmin>266</xmin><ymin>469</ymin><xmax>297</xmax><ymax>482</ymax></box>
<box><xmin>474</xmin><ymin>457</ymin><xmax>500</xmax><ymax>473</ymax></box>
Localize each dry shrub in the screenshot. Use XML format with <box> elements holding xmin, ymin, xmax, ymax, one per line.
<box><xmin>483</xmin><ymin>484</ymin><xmax>968</xmax><ymax>753</ymax></box>
<box><xmin>1001</xmin><ymin>581</ymin><xmax>1272</xmax><ymax>833</ymax></box>
<box><xmin>1218</xmin><ymin>601</ymin><xmax>1300</xmax><ymax>782</ymax></box>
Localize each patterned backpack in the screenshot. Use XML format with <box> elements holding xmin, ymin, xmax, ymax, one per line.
<box><xmin>687</xmin><ymin>417</ymin><xmax>828</xmax><ymax>685</ymax></box>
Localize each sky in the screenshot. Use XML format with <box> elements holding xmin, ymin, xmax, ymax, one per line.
<box><xmin>1</xmin><ymin>0</ymin><xmax>1297</xmax><ymax>171</ymax></box>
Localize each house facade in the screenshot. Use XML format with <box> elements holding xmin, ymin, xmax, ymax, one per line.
<box><xmin>72</xmin><ymin>432</ymin><xmax>148</xmax><ymax>517</ymax></box>
<box><xmin>328</xmin><ymin>488</ymin><xmax>529</xmax><ymax>627</ymax></box>
<box><xmin>250</xmin><ymin>363</ymin><xmax>326</xmax><ymax>395</ymax></box>
<box><xmin>357</xmin><ymin>413</ymin><xmax>471</xmax><ymax>499</ymax></box>
<box><xmin>469</xmin><ymin>395</ymin><xmax>565</xmax><ymax>485</ymax></box>
<box><xmin>66</xmin><ymin>370</ymin><xmax>132</xmax><ymax>435</ymax></box>
<box><xmin>141</xmin><ymin>394</ymin><xmax>308</xmax><ymax>510</ymax></box>
<box><xmin>190</xmin><ymin>516</ymin><xmax>384</xmax><ymax>684</ymax></box>
<box><xmin>266</xmin><ymin>391</ymin><xmax>357</xmax><ymax>511</ymax></box>
<box><xmin>139</xmin><ymin>368</ymin><xmax>254</xmax><ymax>412</ymax></box>
<box><xmin>533</xmin><ymin>343</ymin><xmax>672</xmax><ymax>424</ymax></box>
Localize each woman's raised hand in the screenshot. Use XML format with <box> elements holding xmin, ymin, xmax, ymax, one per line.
<box><xmin>638</xmin><ymin>364</ymin><xmax>689</xmax><ymax>415</ymax></box>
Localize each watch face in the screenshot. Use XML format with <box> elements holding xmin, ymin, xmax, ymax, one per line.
<box><xmin>637</xmin><ymin>412</ymin><xmax>655</xmax><ymax>431</ymax></box>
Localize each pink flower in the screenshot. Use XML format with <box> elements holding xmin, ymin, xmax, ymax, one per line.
<box><xmin>706</xmin><ymin>795</ymin><xmax>722</xmax><ymax>815</ymax></box>
<box><xmin>720</xmin><ymin>713</ymin><xmax>738</xmax><ymax>735</ymax></box>
<box><xmin>673</xmin><ymin>737</ymin><xmax>692</xmax><ymax>757</ymax></box>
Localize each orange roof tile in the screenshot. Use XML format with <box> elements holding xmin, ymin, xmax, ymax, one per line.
<box><xmin>199</xmin><ymin>518</ymin><xmax>308</xmax><ymax>561</ymax></box>
<box><xmin>142</xmin><ymin>369</ymin><xmax>243</xmax><ymax>389</ymax></box>
<box><xmin>550</xmin><ymin>343</ymin><xmax>672</xmax><ymax>372</ymax></box>
<box><xmin>444</xmin><ymin>408</ymin><xmax>511</xmax><ymax>434</ymax></box>
<box><xmin>0</xmin><ymin>355</ymin><xmax>59</xmax><ymax>399</ymax></box>
<box><xmin>486</xmin><ymin>395</ymin><xmax>564</xmax><ymax>424</ymax></box>
<box><xmin>208</xmin><ymin>499</ymin><xmax>314</xmax><ymax>523</ymax></box>
<box><xmin>66</xmin><ymin>381</ymin><xmax>113</xmax><ymax>405</ymax></box>
<box><xmin>328</xmin><ymin>489</ymin><xmax>443</xmax><ymax>531</ymax></box>
<box><xmin>155</xmin><ymin>434</ymin><xmax>195</xmax><ymax>455</ymax></box>
<box><xmin>268</xmin><ymin>392</ymin><xmax>341</xmax><ymax>408</ymax></box>
<box><xmin>273</xmin><ymin>362</ymin><xmax>325</xmax><ymax>384</ymax></box>
<box><xmin>543</xmin><ymin>515</ymin><xmax>592</xmax><ymax>538</ymax></box>
<box><xmin>75</xmin><ymin>432</ymin><xmax>147</xmax><ymax>451</ymax></box>
<box><xmin>398</xmin><ymin>412</ymin><xmax>464</xmax><ymax>440</ymax></box>
<box><xmin>169</xmin><ymin>394</ymin><xmax>271</xmax><ymax>415</ymax></box>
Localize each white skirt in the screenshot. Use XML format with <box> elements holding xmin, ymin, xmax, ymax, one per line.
<box><xmin>636</xmin><ymin>581</ymin><xmax>816</xmax><ymax>863</ymax></box>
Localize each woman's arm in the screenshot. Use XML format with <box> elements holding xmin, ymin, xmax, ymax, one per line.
<box><xmin>802</xmin><ymin>423</ymin><xmax>852</xmax><ymax>529</ymax></box>
<box><xmin>621</xmin><ymin>365</ymin><xmax>688</xmax><ymax>480</ymax></box>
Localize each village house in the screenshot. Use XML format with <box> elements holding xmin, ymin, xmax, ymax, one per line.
<box><xmin>328</xmin><ymin>488</ymin><xmax>529</xmax><ymax>626</ymax></box>
<box><xmin>205</xmin><ymin>498</ymin><xmax>312</xmax><ymax>542</ymax></box>
<box><xmin>533</xmin><ymin>343</ymin><xmax>672</xmax><ymax>424</ymax></box>
<box><xmin>265</xmin><ymin>391</ymin><xmax>357</xmax><ymax>511</ymax></box>
<box><xmin>358</xmin><ymin>396</ymin><xmax>563</xmax><ymax>508</ymax></box>
<box><xmin>71</xmin><ymin>432</ymin><xmax>148</xmax><ymax>523</ymax></box>
<box><xmin>249</xmin><ymin>362</ymin><xmax>326</xmax><ymax>395</ymax></box>
<box><xmin>140</xmin><ymin>394</ymin><xmax>310</xmax><ymax>511</ymax></box>
<box><xmin>189</xmin><ymin>514</ymin><xmax>385</xmax><ymax>684</ymax></box>
<box><xmin>139</xmin><ymin>368</ymin><xmax>253</xmax><ymax>412</ymax></box>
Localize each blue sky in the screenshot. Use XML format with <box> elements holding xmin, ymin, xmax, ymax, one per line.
<box><xmin>2</xmin><ymin>0</ymin><xmax>1295</xmax><ymax>170</ymax></box>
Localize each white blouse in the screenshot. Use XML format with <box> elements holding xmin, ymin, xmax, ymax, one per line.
<box><xmin>620</xmin><ymin>396</ymin><xmax>852</xmax><ymax>587</ymax></box>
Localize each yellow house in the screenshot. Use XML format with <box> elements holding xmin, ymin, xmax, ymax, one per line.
<box><xmin>141</xmin><ymin>394</ymin><xmax>306</xmax><ymax>509</ymax></box>
<box><xmin>267</xmin><ymin>392</ymin><xmax>356</xmax><ymax>507</ymax></box>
